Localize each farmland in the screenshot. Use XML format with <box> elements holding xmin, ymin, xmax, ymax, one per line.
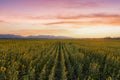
<box><xmin>0</xmin><ymin>39</ymin><xmax>120</xmax><ymax>80</ymax></box>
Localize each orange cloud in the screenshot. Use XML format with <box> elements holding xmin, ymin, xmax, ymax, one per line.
<box><xmin>0</xmin><ymin>29</ymin><xmax>71</xmax><ymax>36</ymax></box>
<box><xmin>44</xmin><ymin>19</ymin><xmax>120</xmax><ymax>26</ymax></box>
<box><xmin>0</xmin><ymin>20</ymin><xmax>7</xmax><ymax>23</ymax></box>
<box><xmin>44</xmin><ymin>21</ymin><xmax>78</xmax><ymax>25</ymax></box>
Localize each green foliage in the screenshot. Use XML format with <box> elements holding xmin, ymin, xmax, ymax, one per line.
<box><xmin>0</xmin><ymin>39</ymin><xmax>120</xmax><ymax>80</ymax></box>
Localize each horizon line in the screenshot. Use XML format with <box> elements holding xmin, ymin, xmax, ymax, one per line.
<box><xmin>0</xmin><ymin>34</ymin><xmax>120</xmax><ymax>39</ymax></box>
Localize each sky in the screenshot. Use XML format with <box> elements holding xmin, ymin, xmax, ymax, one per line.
<box><xmin>0</xmin><ymin>0</ymin><xmax>120</xmax><ymax>38</ymax></box>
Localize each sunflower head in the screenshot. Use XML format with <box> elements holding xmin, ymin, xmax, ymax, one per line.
<box><xmin>1</xmin><ymin>66</ymin><xmax>6</xmax><ymax>72</ymax></box>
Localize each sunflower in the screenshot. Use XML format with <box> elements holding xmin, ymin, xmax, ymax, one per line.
<box><xmin>1</xmin><ymin>66</ymin><xmax>6</xmax><ymax>72</ymax></box>
<box><xmin>15</xmin><ymin>71</ymin><xmax>19</xmax><ymax>75</ymax></box>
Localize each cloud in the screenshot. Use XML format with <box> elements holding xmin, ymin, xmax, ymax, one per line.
<box><xmin>25</xmin><ymin>16</ymin><xmax>56</xmax><ymax>20</ymax></box>
<box><xmin>42</xmin><ymin>21</ymin><xmax>95</xmax><ymax>25</ymax></box>
<box><xmin>0</xmin><ymin>20</ymin><xmax>5</xmax><ymax>22</ymax></box>
<box><xmin>44</xmin><ymin>21</ymin><xmax>81</xmax><ymax>25</ymax></box>
<box><xmin>44</xmin><ymin>18</ymin><xmax>120</xmax><ymax>26</ymax></box>
<box><xmin>0</xmin><ymin>29</ymin><xmax>71</xmax><ymax>36</ymax></box>
<box><xmin>42</xmin><ymin>13</ymin><xmax>120</xmax><ymax>26</ymax></box>
<box><xmin>1</xmin><ymin>13</ymin><xmax>120</xmax><ymax>26</ymax></box>
<box><xmin>4</xmin><ymin>13</ymin><xmax>120</xmax><ymax>21</ymax></box>
<box><xmin>24</xmin><ymin>13</ymin><xmax>120</xmax><ymax>20</ymax></box>
<box><xmin>65</xmin><ymin>0</ymin><xmax>101</xmax><ymax>9</ymax></box>
<box><xmin>0</xmin><ymin>20</ymin><xmax>8</xmax><ymax>23</ymax></box>
<box><xmin>56</xmin><ymin>14</ymin><xmax>120</xmax><ymax>19</ymax></box>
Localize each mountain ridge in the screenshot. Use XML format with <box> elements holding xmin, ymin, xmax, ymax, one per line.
<box><xmin>0</xmin><ymin>34</ymin><xmax>120</xmax><ymax>39</ymax></box>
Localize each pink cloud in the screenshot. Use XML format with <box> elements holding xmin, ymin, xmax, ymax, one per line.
<box><xmin>55</xmin><ymin>14</ymin><xmax>120</xmax><ymax>19</ymax></box>
<box><xmin>9</xmin><ymin>13</ymin><xmax>120</xmax><ymax>20</ymax></box>
<box><xmin>41</xmin><ymin>13</ymin><xmax>120</xmax><ymax>26</ymax></box>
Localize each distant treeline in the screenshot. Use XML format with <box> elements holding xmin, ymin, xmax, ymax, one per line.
<box><xmin>104</xmin><ymin>37</ymin><xmax>120</xmax><ymax>40</ymax></box>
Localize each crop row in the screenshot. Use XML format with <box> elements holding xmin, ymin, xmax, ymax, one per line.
<box><xmin>0</xmin><ymin>40</ymin><xmax>120</xmax><ymax>80</ymax></box>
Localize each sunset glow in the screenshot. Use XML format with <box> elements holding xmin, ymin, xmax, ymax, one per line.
<box><xmin>0</xmin><ymin>0</ymin><xmax>120</xmax><ymax>38</ymax></box>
